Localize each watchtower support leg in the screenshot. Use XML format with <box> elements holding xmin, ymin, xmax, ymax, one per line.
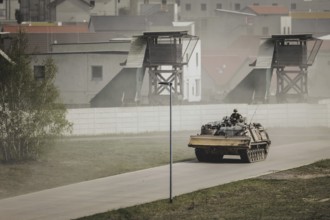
<box><xmin>148</xmin><ymin>66</ymin><xmax>183</xmax><ymax>104</ymax></box>
<box><xmin>276</xmin><ymin>67</ymin><xmax>308</xmax><ymax>102</ymax></box>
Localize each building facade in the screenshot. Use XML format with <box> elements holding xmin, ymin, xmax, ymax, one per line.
<box><xmin>30</xmin><ymin>41</ymin><xmax>131</xmax><ymax>107</ymax></box>
<box><xmin>0</xmin><ymin>0</ymin><xmax>19</xmax><ymax>22</ymax></box>
<box><xmin>179</xmin><ymin>0</ymin><xmax>330</xmax><ymax>20</ymax></box>
<box><xmin>30</xmin><ymin>34</ymin><xmax>201</xmax><ymax>107</ymax></box>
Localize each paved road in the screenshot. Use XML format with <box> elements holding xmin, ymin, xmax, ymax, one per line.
<box><xmin>0</xmin><ymin>131</ymin><xmax>330</xmax><ymax>220</ymax></box>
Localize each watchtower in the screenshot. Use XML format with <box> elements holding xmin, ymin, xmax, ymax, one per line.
<box><xmin>271</xmin><ymin>34</ymin><xmax>322</xmax><ymax>102</ymax></box>
<box><xmin>143</xmin><ymin>31</ymin><xmax>199</xmax><ymax>104</ymax></box>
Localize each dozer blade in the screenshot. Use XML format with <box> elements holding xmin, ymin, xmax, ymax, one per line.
<box><xmin>188</xmin><ymin>135</ymin><xmax>251</xmax><ymax>149</ymax></box>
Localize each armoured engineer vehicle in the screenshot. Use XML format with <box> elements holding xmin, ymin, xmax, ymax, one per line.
<box><xmin>188</xmin><ymin>116</ymin><xmax>271</xmax><ymax>163</ymax></box>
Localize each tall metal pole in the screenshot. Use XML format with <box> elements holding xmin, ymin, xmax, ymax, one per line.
<box><xmin>169</xmin><ymin>82</ymin><xmax>173</xmax><ymax>203</ymax></box>
<box><xmin>158</xmin><ymin>81</ymin><xmax>173</xmax><ymax>203</ymax></box>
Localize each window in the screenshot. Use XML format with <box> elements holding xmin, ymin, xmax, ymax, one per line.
<box><xmin>0</xmin><ymin>9</ymin><xmax>5</xmax><ymax>17</ymax></box>
<box><xmin>185</xmin><ymin>3</ymin><xmax>191</xmax><ymax>11</ymax></box>
<box><xmin>196</xmin><ymin>53</ymin><xmax>199</xmax><ymax>66</ymax></box>
<box><xmin>201</xmin><ymin>3</ymin><xmax>206</xmax><ymax>11</ymax></box>
<box><xmin>176</xmin><ymin>0</ymin><xmax>180</xmax><ymax>7</ymax></box>
<box><xmin>186</xmin><ymin>80</ymin><xmax>189</xmax><ymax>99</ymax></box>
<box><xmin>235</xmin><ymin>3</ymin><xmax>240</xmax><ymax>11</ymax></box>
<box><xmin>272</xmin><ymin>3</ymin><xmax>278</xmax><ymax>6</ymax></box>
<box><xmin>91</xmin><ymin>66</ymin><xmax>103</xmax><ymax>81</ymax></box>
<box><xmin>195</xmin><ymin>79</ymin><xmax>201</xmax><ymax>96</ymax></box>
<box><xmin>291</xmin><ymin>3</ymin><xmax>296</xmax><ymax>10</ymax></box>
<box><xmin>253</xmin><ymin>3</ymin><xmax>259</xmax><ymax>6</ymax></box>
<box><xmin>216</xmin><ymin>3</ymin><xmax>222</xmax><ymax>9</ymax></box>
<box><xmin>34</xmin><ymin>65</ymin><xmax>45</xmax><ymax>80</ymax></box>
<box><xmin>262</xmin><ymin>27</ymin><xmax>269</xmax><ymax>35</ymax></box>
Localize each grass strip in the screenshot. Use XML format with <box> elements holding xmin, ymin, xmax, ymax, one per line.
<box><xmin>78</xmin><ymin>159</ymin><xmax>330</xmax><ymax>220</ymax></box>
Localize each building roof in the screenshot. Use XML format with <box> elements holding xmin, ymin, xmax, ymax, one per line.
<box><xmin>12</xmin><ymin>32</ymin><xmax>124</xmax><ymax>54</ymax></box>
<box><xmin>318</xmin><ymin>39</ymin><xmax>330</xmax><ymax>51</ymax></box>
<box><xmin>202</xmin><ymin>55</ymin><xmax>247</xmax><ymax>88</ymax></box>
<box><xmin>271</xmin><ymin>34</ymin><xmax>314</xmax><ymax>40</ymax></box>
<box><xmin>143</xmin><ymin>30</ymin><xmax>188</xmax><ymax>37</ymax></box>
<box><xmin>89</xmin><ymin>16</ymin><xmax>147</xmax><ymax>32</ymax></box>
<box><xmin>2</xmin><ymin>23</ymin><xmax>89</xmax><ymax>33</ymax></box>
<box><xmin>291</xmin><ymin>11</ymin><xmax>330</xmax><ymax>19</ymax></box>
<box><xmin>244</xmin><ymin>5</ymin><xmax>289</xmax><ymax>15</ymax></box>
<box><xmin>89</xmin><ymin>14</ymin><xmax>173</xmax><ymax>33</ymax></box>
<box><xmin>202</xmin><ymin>35</ymin><xmax>260</xmax><ymax>88</ymax></box>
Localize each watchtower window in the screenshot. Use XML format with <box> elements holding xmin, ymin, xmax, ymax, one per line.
<box><xmin>156</xmin><ymin>37</ymin><xmax>176</xmax><ymax>44</ymax></box>
<box><xmin>91</xmin><ymin>66</ymin><xmax>103</xmax><ymax>81</ymax></box>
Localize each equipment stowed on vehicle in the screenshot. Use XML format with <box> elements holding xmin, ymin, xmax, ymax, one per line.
<box><xmin>188</xmin><ymin>114</ymin><xmax>271</xmax><ymax>163</ymax></box>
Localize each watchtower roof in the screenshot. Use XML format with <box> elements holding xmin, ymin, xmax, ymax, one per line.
<box><xmin>271</xmin><ymin>34</ymin><xmax>314</xmax><ymax>40</ymax></box>
<box><xmin>143</xmin><ymin>30</ymin><xmax>188</xmax><ymax>37</ymax></box>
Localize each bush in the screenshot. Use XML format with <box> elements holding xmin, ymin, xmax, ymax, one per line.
<box><xmin>0</xmin><ymin>31</ymin><xmax>71</xmax><ymax>162</ymax></box>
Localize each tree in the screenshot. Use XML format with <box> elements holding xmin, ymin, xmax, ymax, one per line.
<box><xmin>0</xmin><ymin>31</ymin><xmax>72</xmax><ymax>162</ymax></box>
<box><xmin>15</xmin><ymin>9</ymin><xmax>23</xmax><ymax>24</ymax></box>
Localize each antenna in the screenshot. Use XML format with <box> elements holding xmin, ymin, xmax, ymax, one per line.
<box><xmin>249</xmin><ymin>105</ymin><xmax>259</xmax><ymax>124</ymax></box>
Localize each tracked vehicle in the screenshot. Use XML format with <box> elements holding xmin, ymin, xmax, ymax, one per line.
<box><xmin>188</xmin><ymin>117</ymin><xmax>271</xmax><ymax>163</ymax></box>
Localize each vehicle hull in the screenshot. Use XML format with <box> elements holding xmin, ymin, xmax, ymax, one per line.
<box><xmin>188</xmin><ymin>122</ymin><xmax>271</xmax><ymax>163</ymax></box>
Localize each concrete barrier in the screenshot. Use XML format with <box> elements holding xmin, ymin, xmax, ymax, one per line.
<box><xmin>66</xmin><ymin>103</ymin><xmax>329</xmax><ymax>136</ymax></box>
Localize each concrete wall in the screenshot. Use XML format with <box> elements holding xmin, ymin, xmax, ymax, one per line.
<box><xmin>67</xmin><ymin>103</ymin><xmax>330</xmax><ymax>135</ymax></box>
<box><xmin>56</xmin><ymin>0</ymin><xmax>91</xmax><ymax>22</ymax></box>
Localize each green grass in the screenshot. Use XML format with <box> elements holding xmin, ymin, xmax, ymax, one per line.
<box><xmin>78</xmin><ymin>160</ymin><xmax>330</xmax><ymax>220</ymax></box>
<box><xmin>0</xmin><ymin>132</ymin><xmax>195</xmax><ymax>199</ymax></box>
